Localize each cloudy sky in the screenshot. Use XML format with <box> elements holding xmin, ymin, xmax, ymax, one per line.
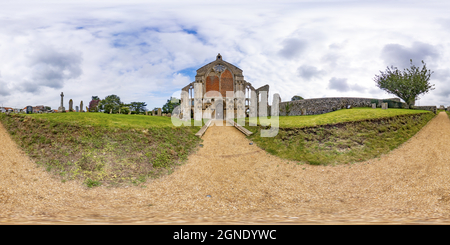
<box><xmin>0</xmin><ymin>0</ymin><xmax>449</xmax><ymax>110</ymax></box>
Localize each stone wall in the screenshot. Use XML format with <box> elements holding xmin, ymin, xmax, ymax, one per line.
<box><xmin>279</xmin><ymin>97</ymin><xmax>395</xmax><ymax>116</ymax></box>
<box><xmin>277</xmin><ymin>97</ymin><xmax>437</xmax><ymax>116</ymax></box>
<box><xmin>413</xmin><ymin>106</ymin><xmax>436</xmax><ymax>114</ymax></box>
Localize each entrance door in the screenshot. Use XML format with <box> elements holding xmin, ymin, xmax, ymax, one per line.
<box><xmin>215</xmin><ymin>101</ymin><xmax>223</xmax><ymax>120</ymax></box>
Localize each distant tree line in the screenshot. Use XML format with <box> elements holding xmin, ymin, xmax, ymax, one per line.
<box><xmin>88</xmin><ymin>95</ymin><xmax>147</xmax><ymax>114</ymax></box>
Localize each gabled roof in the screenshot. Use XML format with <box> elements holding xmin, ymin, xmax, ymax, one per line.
<box><xmin>196</xmin><ymin>53</ymin><xmax>243</xmax><ymax>77</ymax></box>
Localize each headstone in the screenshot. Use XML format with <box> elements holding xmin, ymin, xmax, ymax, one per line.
<box><xmin>110</xmin><ymin>109</ymin><xmax>112</xmax><ymax>114</ymax></box>
<box><xmin>75</xmin><ymin>106</ymin><xmax>79</xmax><ymax>112</ymax></box>
<box><xmin>372</xmin><ymin>103</ymin><xmax>376</xmax><ymax>109</ymax></box>
<box><xmin>146</xmin><ymin>111</ymin><xmax>148</xmax><ymax>115</ymax></box>
<box><xmin>119</xmin><ymin>108</ymin><xmax>121</xmax><ymax>114</ymax></box>
<box><xmin>58</xmin><ymin>92</ymin><xmax>65</xmax><ymax>113</ymax></box>
<box><xmin>168</xmin><ymin>113</ymin><xmax>171</xmax><ymax>117</ymax></box>
<box><xmin>382</xmin><ymin>103</ymin><xmax>388</xmax><ymax>110</ymax></box>
<box><xmin>157</xmin><ymin>108</ymin><xmax>162</xmax><ymax>116</ymax></box>
<box><xmin>80</xmin><ymin>101</ymin><xmax>83</xmax><ymax>112</ymax></box>
<box><xmin>69</xmin><ymin>99</ymin><xmax>73</xmax><ymax>112</ymax></box>
<box><xmin>26</xmin><ymin>106</ymin><xmax>33</xmax><ymax>114</ymax></box>
<box><xmin>128</xmin><ymin>111</ymin><xmax>131</xmax><ymax>115</ymax></box>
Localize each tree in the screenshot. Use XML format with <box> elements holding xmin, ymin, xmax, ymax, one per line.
<box><xmin>98</xmin><ymin>94</ymin><xmax>122</xmax><ymax>113</ymax></box>
<box><xmin>374</xmin><ymin>59</ymin><xmax>434</xmax><ymax>108</ymax></box>
<box><xmin>291</xmin><ymin>95</ymin><xmax>304</xmax><ymax>101</ymax></box>
<box><xmin>89</xmin><ymin>96</ymin><xmax>101</xmax><ymax>112</ymax></box>
<box><xmin>129</xmin><ymin>102</ymin><xmax>147</xmax><ymax>114</ymax></box>
<box><xmin>162</xmin><ymin>97</ymin><xmax>180</xmax><ymax>114</ymax></box>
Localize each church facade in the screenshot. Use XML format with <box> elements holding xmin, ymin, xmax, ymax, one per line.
<box><xmin>180</xmin><ymin>54</ymin><xmax>269</xmax><ymax>121</ymax></box>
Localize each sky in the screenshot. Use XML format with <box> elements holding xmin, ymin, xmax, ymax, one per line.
<box><xmin>0</xmin><ymin>0</ymin><xmax>449</xmax><ymax>110</ymax></box>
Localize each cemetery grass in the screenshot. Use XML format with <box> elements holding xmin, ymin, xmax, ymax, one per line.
<box><xmin>0</xmin><ymin>113</ymin><xmax>202</xmax><ymax>188</ymax></box>
<box><xmin>243</xmin><ymin>108</ymin><xmax>435</xmax><ymax>166</ymax></box>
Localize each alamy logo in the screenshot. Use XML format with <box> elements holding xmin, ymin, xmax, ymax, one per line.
<box><xmin>171</xmin><ymin>83</ymin><xmax>279</xmax><ymax>137</ymax></box>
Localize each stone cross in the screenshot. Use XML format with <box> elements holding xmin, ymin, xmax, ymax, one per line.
<box><xmin>58</xmin><ymin>92</ymin><xmax>66</xmax><ymax>113</ymax></box>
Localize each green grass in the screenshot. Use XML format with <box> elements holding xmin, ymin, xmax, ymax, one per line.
<box><xmin>242</xmin><ymin>107</ymin><xmax>431</xmax><ymax>128</ymax></box>
<box><xmin>27</xmin><ymin>112</ymin><xmax>205</xmax><ymax>129</ymax></box>
<box><xmin>0</xmin><ymin>113</ymin><xmax>203</xmax><ymax>188</ymax></box>
<box><xmin>244</xmin><ymin>108</ymin><xmax>435</xmax><ymax>166</ymax></box>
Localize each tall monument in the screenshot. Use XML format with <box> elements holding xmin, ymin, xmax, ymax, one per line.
<box><xmin>58</xmin><ymin>92</ymin><xmax>66</xmax><ymax>113</ymax></box>
<box><xmin>80</xmin><ymin>101</ymin><xmax>83</xmax><ymax>112</ymax></box>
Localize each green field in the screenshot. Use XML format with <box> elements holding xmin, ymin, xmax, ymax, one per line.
<box><xmin>27</xmin><ymin>112</ymin><xmax>204</xmax><ymax>129</ymax></box>
<box><xmin>246</xmin><ymin>107</ymin><xmax>432</xmax><ymax>128</ymax></box>
<box><xmin>0</xmin><ymin>113</ymin><xmax>203</xmax><ymax>188</ymax></box>
<box><xmin>244</xmin><ymin>108</ymin><xmax>435</xmax><ymax>165</ymax></box>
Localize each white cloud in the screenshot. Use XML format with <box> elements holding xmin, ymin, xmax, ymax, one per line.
<box><xmin>0</xmin><ymin>1</ymin><xmax>449</xmax><ymax>109</ymax></box>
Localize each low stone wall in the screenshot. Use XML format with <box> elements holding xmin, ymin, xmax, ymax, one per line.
<box><xmin>413</xmin><ymin>106</ymin><xmax>436</xmax><ymax>114</ymax></box>
<box><xmin>278</xmin><ymin>97</ymin><xmax>408</xmax><ymax>116</ymax></box>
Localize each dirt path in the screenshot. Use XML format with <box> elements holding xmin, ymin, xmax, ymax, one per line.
<box><xmin>2</xmin><ymin>113</ymin><xmax>450</xmax><ymax>224</ymax></box>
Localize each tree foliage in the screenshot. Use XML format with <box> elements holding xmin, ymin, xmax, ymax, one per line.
<box><xmin>89</xmin><ymin>96</ymin><xmax>101</xmax><ymax>112</ymax></box>
<box><xmin>98</xmin><ymin>94</ymin><xmax>122</xmax><ymax>113</ymax></box>
<box><xmin>374</xmin><ymin>59</ymin><xmax>434</xmax><ymax>108</ymax></box>
<box><xmin>291</xmin><ymin>95</ymin><xmax>304</xmax><ymax>101</ymax></box>
<box><xmin>129</xmin><ymin>102</ymin><xmax>147</xmax><ymax>114</ymax></box>
<box><xmin>162</xmin><ymin>97</ymin><xmax>180</xmax><ymax>114</ymax></box>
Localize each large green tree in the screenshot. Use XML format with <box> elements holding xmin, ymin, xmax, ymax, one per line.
<box><xmin>374</xmin><ymin>59</ymin><xmax>434</xmax><ymax>108</ymax></box>
<box><xmin>129</xmin><ymin>102</ymin><xmax>147</xmax><ymax>114</ymax></box>
<box><xmin>98</xmin><ymin>94</ymin><xmax>122</xmax><ymax>113</ymax></box>
<box><xmin>291</xmin><ymin>95</ymin><xmax>304</xmax><ymax>101</ymax></box>
<box><xmin>162</xmin><ymin>97</ymin><xmax>180</xmax><ymax>114</ymax></box>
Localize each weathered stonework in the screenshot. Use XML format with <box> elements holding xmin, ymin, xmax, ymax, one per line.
<box><xmin>181</xmin><ymin>54</ymin><xmax>268</xmax><ymax>120</ymax></box>
<box><xmin>372</xmin><ymin>103</ymin><xmax>376</xmax><ymax>109</ymax></box>
<box><xmin>413</xmin><ymin>106</ymin><xmax>437</xmax><ymax>114</ymax></box>
<box><xmin>382</xmin><ymin>103</ymin><xmax>388</xmax><ymax>110</ymax></box>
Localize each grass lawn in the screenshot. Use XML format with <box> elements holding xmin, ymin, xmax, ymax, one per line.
<box><xmin>243</xmin><ymin>108</ymin><xmax>435</xmax><ymax>165</ymax></box>
<box><xmin>27</xmin><ymin>112</ymin><xmax>205</xmax><ymax>129</ymax></box>
<box><xmin>0</xmin><ymin>113</ymin><xmax>203</xmax><ymax>188</ymax></box>
<box><xmin>245</xmin><ymin>107</ymin><xmax>432</xmax><ymax>128</ymax></box>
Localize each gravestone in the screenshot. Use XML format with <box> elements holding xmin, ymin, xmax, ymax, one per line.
<box><xmin>119</xmin><ymin>108</ymin><xmax>121</xmax><ymax>114</ymax></box>
<box><xmin>58</xmin><ymin>92</ymin><xmax>65</xmax><ymax>113</ymax></box>
<box><xmin>157</xmin><ymin>108</ymin><xmax>162</xmax><ymax>116</ymax></box>
<box><xmin>382</xmin><ymin>103</ymin><xmax>388</xmax><ymax>109</ymax></box>
<box><xmin>128</xmin><ymin>111</ymin><xmax>131</xmax><ymax>115</ymax></box>
<box><xmin>75</xmin><ymin>106</ymin><xmax>79</xmax><ymax>112</ymax></box>
<box><xmin>110</xmin><ymin>109</ymin><xmax>112</xmax><ymax>114</ymax></box>
<box><xmin>69</xmin><ymin>99</ymin><xmax>73</xmax><ymax>112</ymax></box>
<box><xmin>80</xmin><ymin>101</ymin><xmax>83</xmax><ymax>112</ymax></box>
<box><xmin>146</xmin><ymin>111</ymin><xmax>148</xmax><ymax>116</ymax></box>
<box><xmin>26</xmin><ymin>106</ymin><xmax>33</xmax><ymax>114</ymax></box>
<box><xmin>372</xmin><ymin>103</ymin><xmax>376</xmax><ymax>109</ymax></box>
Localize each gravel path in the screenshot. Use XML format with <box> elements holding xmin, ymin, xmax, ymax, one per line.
<box><xmin>2</xmin><ymin>113</ymin><xmax>450</xmax><ymax>224</ymax></box>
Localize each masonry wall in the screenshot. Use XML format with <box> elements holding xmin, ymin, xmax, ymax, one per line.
<box><xmin>278</xmin><ymin>97</ymin><xmax>408</xmax><ymax>116</ymax></box>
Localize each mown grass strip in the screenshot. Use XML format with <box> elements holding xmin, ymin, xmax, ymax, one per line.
<box><xmin>242</xmin><ymin>107</ymin><xmax>431</xmax><ymax>128</ymax></box>
<box><xmin>245</xmin><ymin>111</ymin><xmax>435</xmax><ymax>166</ymax></box>
<box><xmin>27</xmin><ymin>112</ymin><xmax>205</xmax><ymax>129</ymax></box>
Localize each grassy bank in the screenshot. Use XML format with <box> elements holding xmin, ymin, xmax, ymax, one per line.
<box><xmin>0</xmin><ymin>113</ymin><xmax>202</xmax><ymax>188</ymax></box>
<box><xmin>244</xmin><ymin>109</ymin><xmax>435</xmax><ymax>165</ymax></box>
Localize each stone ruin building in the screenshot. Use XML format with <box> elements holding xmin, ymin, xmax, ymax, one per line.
<box><xmin>180</xmin><ymin>53</ymin><xmax>269</xmax><ymax>120</ymax></box>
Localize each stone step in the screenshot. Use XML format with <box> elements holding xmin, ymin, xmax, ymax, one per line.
<box><xmin>195</xmin><ymin>119</ymin><xmax>212</xmax><ymax>138</ymax></box>
<box><xmin>227</xmin><ymin>120</ymin><xmax>253</xmax><ymax>136</ymax></box>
